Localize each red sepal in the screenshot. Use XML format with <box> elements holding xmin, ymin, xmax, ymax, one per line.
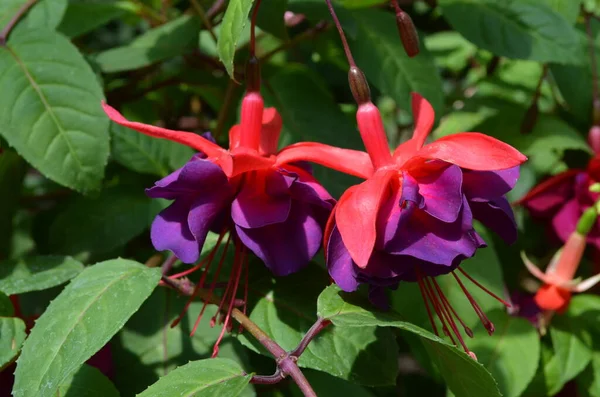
<box><xmin>534</xmin><ymin>284</ymin><xmax>571</xmax><ymax>312</ymax></box>
<box><xmin>393</xmin><ymin>93</ymin><xmax>435</xmax><ymax>164</ymax></box>
<box><xmin>402</xmin><ymin>132</ymin><xmax>527</xmax><ymax>171</ymax></box>
<box><xmin>336</xmin><ymin>169</ymin><xmax>395</xmax><ymax>268</ymax></box>
<box><xmin>515</xmin><ymin>169</ymin><xmax>581</xmax><ymax>206</ymax></box>
<box><xmin>276</xmin><ymin>142</ymin><xmax>374</xmax><ymax>179</ymax></box>
<box><xmin>102</xmin><ymin>102</ymin><xmax>226</xmax><ymax>159</ymax></box>
<box><xmin>259</xmin><ymin>108</ymin><xmax>283</xmax><ymax>156</ymax></box>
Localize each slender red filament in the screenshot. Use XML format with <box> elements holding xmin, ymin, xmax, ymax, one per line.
<box><xmin>416</xmin><ymin>274</ymin><xmax>438</xmax><ymax>336</ymax></box>
<box><xmin>458</xmin><ymin>267</ymin><xmax>511</xmax><ymax>308</ymax></box>
<box><xmin>168</xmin><ymin>232</ymin><xmax>226</xmax><ymax>280</ymax></box>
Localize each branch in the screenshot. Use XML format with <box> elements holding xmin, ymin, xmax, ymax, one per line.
<box><xmin>161</xmin><ymin>275</ymin><xmax>319</xmax><ymax>396</ymax></box>
<box><xmin>0</xmin><ymin>0</ymin><xmax>37</xmax><ymax>46</ymax></box>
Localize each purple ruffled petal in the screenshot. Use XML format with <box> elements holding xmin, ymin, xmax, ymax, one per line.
<box><xmin>463</xmin><ymin>167</ymin><xmax>520</xmax><ymax>200</ymax></box>
<box><xmin>326</xmin><ymin>225</ymin><xmax>360</xmax><ymax>292</ymax></box>
<box><xmin>470</xmin><ymin>197</ymin><xmax>517</xmax><ymax>244</ymax></box>
<box><xmin>151</xmin><ymin>198</ymin><xmax>199</xmax><ymax>263</ymax></box>
<box><xmin>146</xmin><ymin>157</ymin><xmax>227</xmax><ymax>199</ymax></box>
<box><xmin>236</xmin><ymin>203</ymin><xmax>322</xmax><ymax>276</ymax></box>
<box><xmin>188</xmin><ymin>188</ymin><xmax>232</xmax><ymax>252</ymax></box>
<box><xmin>414</xmin><ymin>164</ymin><xmax>463</xmax><ymax>223</ymax></box>
<box><xmin>231</xmin><ymin>171</ymin><xmax>291</xmax><ymax>229</ymax></box>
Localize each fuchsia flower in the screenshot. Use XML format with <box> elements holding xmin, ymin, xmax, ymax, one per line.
<box><xmin>519</xmin><ymin>127</ymin><xmax>600</xmax><ymax>250</ymax></box>
<box><xmin>321</xmin><ymin>71</ymin><xmax>527</xmax><ymax>355</ymax></box>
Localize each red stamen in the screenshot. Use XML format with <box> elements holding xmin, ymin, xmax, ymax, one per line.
<box><xmin>421</xmin><ymin>273</ymin><xmax>454</xmax><ymax>344</ymax></box>
<box><xmin>452</xmin><ymin>271</ymin><xmax>495</xmax><ymax>335</ymax></box>
<box><xmin>239</xmin><ymin>253</ymin><xmax>250</xmax><ymax>333</ymax></box>
<box><xmin>212</xmin><ymin>243</ymin><xmax>246</xmax><ymax>358</ymax></box>
<box><xmin>190</xmin><ymin>233</ymin><xmax>232</xmax><ymax>336</ymax></box>
<box><xmin>416</xmin><ymin>273</ymin><xmax>438</xmax><ymax>336</ymax></box>
<box><xmin>168</xmin><ymin>232</ymin><xmax>226</xmax><ymax>279</ymax></box>
<box><xmin>431</xmin><ymin>278</ymin><xmax>470</xmax><ymax>354</ymax></box>
<box><xmin>457</xmin><ymin>268</ymin><xmax>511</xmax><ymax>308</ymax></box>
<box><xmin>435</xmin><ymin>282</ymin><xmax>474</xmax><ymax>338</ymax></box>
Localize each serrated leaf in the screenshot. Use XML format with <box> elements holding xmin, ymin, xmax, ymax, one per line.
<box><xmin>0</xmin><ymin>256</ymin><xmax>84</xmax><ymax>295</ymax></box>
<box><xmin>0</xmin><ymin>316</ymin><xmax>26</xmax><ymax>370</ymax></box>
<box><xmin>217</xmin><ymin>0</ymin><xmax>255</xmax><ymax>79</ymax></box>
<box><xmin>439</xmin><ymin>0</ymin><xmax>584</xmax><ymax>64</ymax></box>
<box><xmin>137</xmin><ymin>358</ymin><xmax>251</xmax><ymax>397</ymax></box>
<box><xmin>0</xmin><ymin>29</ymin><xmax>110</xmax><ymax>193</ymax></box>
<box><xmin>1</xmin><ymin>0</ymin><xmax>67</xmax><ymax>33</ymax></box>
<box><xmin>56</xmin><ymin>364</ymin><xmax>120</xmax><ymax>397</ymax></box>
<box><xmin>94</xmin><ymin>14</ymin><xmax>201</xmax><ymax>73</ymax></box>
<box><xmin>238</xmin><ymin>265</ymin><xmax>399</xmax><ymax>387</ymax></box>
<box><xmin>12</xmin><ymin>259</ymin><xmax>161</xmax><ymax>397</ymax></box>
<box><xmin>317</xmin><ymin>285</ymin><xmax>501</xmax><ymax>397</ymax></box>
<box><xmin>467</xmin><ymin>310</ymin><xmax>540</xmax><ymax>397</ymax></box>
<box><xmin>48</xmin><ymin>186</ymin><xmax>163</xmax><ymax>256</ymax></box>
<box><xmin>58</xmin><ymin>0</ymin><xmax>133</xmax><ymax>38</ymax></box>
<box><xmin>0</xmin><ymin>150</ymin><xmax>27</xmax><ymax>258</ymax></box>
<box><xmin>350</xmin><ymin>9</ymin><xmax>444</xmax><ymax>115</ymax></box>
<box><xmin>110</xmin><ymin>123</ymin><xmax>194</xmax><ymax>177</ymax></box>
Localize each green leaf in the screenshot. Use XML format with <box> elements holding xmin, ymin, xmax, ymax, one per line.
<box><xmin>110</xmin><ymin>123</ymin><xmax>194</xmax><ymax>177</ymax></box>
<box><xmin>290</xmin><ymin>369</ymin><xmax>376</xmax><ymax>397</ymax></box>
<box><xmin>349</xmin><ymin>9</ymin><xmax>444</xmax><ymax>115</ymax></box>
<box><xmin>0</xmin><ymin>316</ymin><xmax>26</xmax><ymax>370</ymax></box>
<box><xmin>48</xmin><ymin>186</ymin><xmax>163</xmax><ymax>256</ymax></box>
<box><xmin>58</xmin><ymin>0</ymin><xmax>134</xmax><ymax>38</ymax></box>
<box><xmin>425</xmin><ymin>31</ymin><xmax>478</xmax><ymax>73</ymax></box>
<box><xmin>0</xmin><ymin>29</ymin><xmax>110</xmax><ymax>193</ymax></box>
<box><xmin>137</xmin><ymin>358</ymin><xmax>251</xmax><ymax>397</ymax></box>
<box><xmin>111</xmin><ymin>287</ymin><xmax>252</xmax><ymax>396</ymax></box>
<box><xmin>94</xmin><ymin>15</ymin><xmax>201</xmax><ymax>73</ymax></box>
<box><xmin>0</xmin><ymin>291</ymin><xmax>13</xmax><ymax>316</ymax></box>
<box><xmin>12</xmin><ymin>258</ymin><xmax>161</xmax><ymax>397</ymax></box>
<box><xmin>263</xmin><ymin>64</ymin><xmax>362</xmax><ymax>198</ymax></box>
<box><xmin>238</xmin><ymin>265</ymin><xmax>399</xmax><ymax>387</ymax></box>
<box><xmin>255</xmin><ymin>0</ymin><xmax>288</xmax><ymax>40</ymax></box>
<box><xmin>317</xmin><ymin>285</ymin><xmax>501</xmax><ymax>397</ymax></box>
<box><xmin>439</xmin><ymin>0</ymin><xmax>584</xmax><ymax>64</ymax></box>
<box><xmin>56</xmin><ymin>364</ymin><xmax>120</xmax><ymax>397</ymax></box>
<box><xmin>0</xmin><ymin>256</ymin><xmax>84</xmax><ymax>295</ymax></box>
<box><xmin>550</xmin><ymin>315</ymin><xmax>593</xmax><ymax>386</ymax></box>
<box><xmin>542</xmin><ymin>0</ymin><xmax>582</xmax><ymax>24</ymax></box>
<box><xmin>1</xmin><ymin>0</ymin><xmax>67</xmax><ymax>32</ymax></box>
<box><xmin>0</xmin><ymin>150</ymin><xmax>27</xmax><ymax>258</ymax></box>
<box><xmin>217</xmin><ymin>0</ymin><xmax>255</xmax><ymax>79</ymax></box>
<box><xmin>467</xmin><ymin>310</ymin><xmax>540</xmax><ymax>397</ymax></box>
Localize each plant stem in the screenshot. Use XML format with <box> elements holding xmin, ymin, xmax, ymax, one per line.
<box><xmin>161</xmin><ymin>254</ymin><xmax>178</xmax><ymax>275</ymax></box>
<box><xmin>0</xmin><ymin>0</ymin><xmax>37</xmax><ymax>46</ymax></box>
<box><xmin>161</xmin><ymin>275</ymin><xmax>319</xmax><ymax>396</ymax></box>
<box><xmin>290</xmin><ymin>317</ymin><xmax>331</xmax><ymax>358</ymax></box>
<box><xmin>190</xmin><ymin>0</ymin><xmax>218</xmax><ymax>44</ymax></box>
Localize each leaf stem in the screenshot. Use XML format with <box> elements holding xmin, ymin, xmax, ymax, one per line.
<box><xmin>0</xmin><ymin>0</ymin><xmax>37</xmax><ymax>46</ymax></box>
<box><xmin>290</xmin><ymin>317</ymin><xmax>331</xmax><ymax>358</ymax></box>
<box><xmin>161</xmin><ymin>254</ymin><xmax>178</xmax><ymax>275</ymax></box>
<box><xmin>215</xmin><ymin>79</ymin><xmax>238</xmax><ymax>140</ymax></box>
<box><xmin>190</xmin><ymin>0</ymin><xmax>218</xmax><ymax>44</ymax></box>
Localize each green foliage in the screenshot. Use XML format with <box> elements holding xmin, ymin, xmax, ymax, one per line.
<box><xmin>1</xmin><ymin>0</ymin><xmax>599</xmax><ymax>396</ymax></box>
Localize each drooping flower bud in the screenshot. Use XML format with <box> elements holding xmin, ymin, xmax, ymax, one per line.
<box><xmin>588</xmin><ymin>125</ymin><xmax>600</xmax><ymax>154</ymax></box>
<box><xmin>393</xmin><ymin>4</ymin><xmax>420</xmax><ymax>57</ymax></box>
<box><xmin>348</xmin><ymin>66</ymin><xmax>371</xmax><ymax>105</ymax></box>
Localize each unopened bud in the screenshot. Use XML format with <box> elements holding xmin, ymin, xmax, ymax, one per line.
<box><xmin>589</xmin><ymin>125</ymin><xmax>600</xmax><ymax>154</ymax></box>
<box><xmin>348</xmin><ymin>66</ymin><xmax>371</xmax><ymax>105</ymax></box>
<box><xmin>520</xmin><ymin>102</ymin><xmax>539</xmax><ymax>134</ymax></box>
<box><xmin>395</xmin><ymin>10</ymin><xmax>420</xmax><ymax>57</ymax></box>
<box><xmin>246</xmin><ymin>56</ymin><xmax>261</xmax><ymax>93</ymax></box>
<box><xmin>590</xmin><ymin>183</ymin><xmax>600</xmax><ymax>193</ymax></box>
<box><xmin>576</xmin><ymin>207</ymin><xmax>598</xmax><ymax>235</ymax></box>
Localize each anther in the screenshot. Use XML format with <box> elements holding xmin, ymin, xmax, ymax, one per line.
<box><xmin>348</xmin><ymin>66</ymin><xmax>371</xmax><ymax>105</ymax></box>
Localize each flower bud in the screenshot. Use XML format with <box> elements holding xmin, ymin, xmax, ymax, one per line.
<box><xmin>395</xmin><ymin>10</ymin><xmax>419</xmax><ymax>57</ymax></box>
<box><xmin>348</xmin><ymin>66</ymin><xmax>371</xmax><ymax>105</ymax></box>
<box><xmin>576</xmin><ymin>207</ymin><xmax>598</xmax><ymax>235</ymax></box>
<box><xmin>246</xmin><ymin>56</ymin><xmax>261</xmax><ymax>93</ymax></box>
<box><xmin>588</xmin><ymin>125</ymin><xmax>600</xmax><ymax>154</ymax></box>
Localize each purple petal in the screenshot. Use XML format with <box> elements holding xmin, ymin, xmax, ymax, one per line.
<box><xmin>326</xmin><ymin>225</ymin><xmax>360</xmax><ymax>292</ymax></box>
<box><xmin>151</xmin><ymin>198</ymin><xmax>199</xmax><ymax>263</ymax></box>
<box><xmin>236</xmin><ymin>203</ymin><xmax>322</xmax><ymax>276</ymax></box>
<box><xmin>188</xmin><ymin>188</ymin><xmax>232</xmax><ymax>251</ymax></box>
<box><xmin>384</xmin><ymin>198</ymin><xmax>481</xmax><ymax>267</ymax></box>
<box><xmin>552</xmin><ymin>199</ymin><xmax>580</xmax><ymax>243</ymax></box>
<box><xmin>376</xmin><ymin>175</ymin><xmax>420</xmax><ymax>248</ymax></box>
<box><xmin>146</xmin><ymin>157</ymin><xmax>228</xmax><ymax>199</ymax></box>
<box><xmin>231</xmin><ymin>170</ymin><xmax>291</xmax><ymax>229</ymax></box>
<box><xmin>285</xmin><ymin>166</ymin><xmax>335</xmax><ymax>209</ymax></box>
<box><xmin>463</xmin><ymin>167</ymin><xmax>520</xmax><ymax>200</ymax></box>
<box><xmin>414</xmin><ymin>164</ymin><xmax>463</xmax><ymax>223</ymax></box>
<box><xmin>470</xmin><ymin>197</ymin><xmax>518</xmax><ymax>244</ymax></box>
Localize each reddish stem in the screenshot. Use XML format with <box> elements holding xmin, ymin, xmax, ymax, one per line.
<box><xmin>0</xmin><ymin>0</ymin><xmax>37</xmax><ymax>46</ymax></box>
